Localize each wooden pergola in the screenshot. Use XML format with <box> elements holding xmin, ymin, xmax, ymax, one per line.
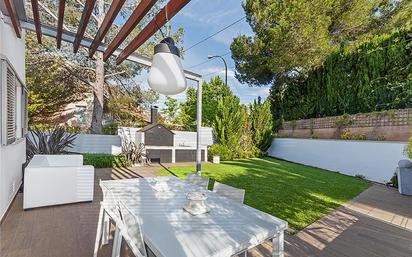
<box><xmin>0</xmin><ymin>0</ymin><xmax>204</xmax><ymax>173</ymax></box>
<box><xmin>0</xmin><ymin>0</ymin><xmax>201</xmax><ymax>81</ymax></box>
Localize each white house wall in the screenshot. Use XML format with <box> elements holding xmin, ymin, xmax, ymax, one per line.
<box><xmin>268</xmin><ymin>138</ymin><xmax>409</xmax><ymax>183</ymax></box>
<box><xmin>0</xmin><ymin>140</ymin><xmax>26</xmax><ymax>220</ymax></box>
<box><xmin>0</xmin><ymin>13</ymin><xmax>25</xmax><ymax>78</ymax></box>
<box><xmin>0</xmin><ymin>12</ymin><xmax>26</xmax><ymax>221</ymax></box>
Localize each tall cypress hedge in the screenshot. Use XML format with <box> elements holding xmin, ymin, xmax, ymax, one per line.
<box><xmin>270</xmin><ymin>29</ymin><xmax>412</xmax><ymax>128</ymax></box>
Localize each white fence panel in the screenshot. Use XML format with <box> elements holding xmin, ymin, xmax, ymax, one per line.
<box><xmin>173</xmin><ymin>127</ymin><xmax>214</xmax><ymax>147</ymax></box>
<box><xmin>268</xmin><ymin>138</ymin><xmax>408</xmax><ymax>183</ymax></box>
<box><xmin>71</xmin><ymin>134</ymin><xmax>122</xmax><ymax>155</ymax></box>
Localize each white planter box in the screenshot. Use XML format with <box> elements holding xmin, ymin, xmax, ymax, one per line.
<box><xmin>23</xmin><ymin>155</ymin><xmax>94</xmax><ymax>209</ymax></box>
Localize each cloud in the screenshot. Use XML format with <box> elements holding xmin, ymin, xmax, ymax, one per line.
<box><xmin>181</xmin><ymin>8</ymin><xmax>239</xmax><ymax>25</ymax></box>
<box><xmin>180</xmin><ymin>0</ymin><xmax>240</xmax><ymax>25</ymax></box>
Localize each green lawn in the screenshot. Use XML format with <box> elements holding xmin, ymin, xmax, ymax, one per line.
<box><xmin>158</xmin><ymin>157</ymin><xmax>370</xmax><ymax>232</ymax></box>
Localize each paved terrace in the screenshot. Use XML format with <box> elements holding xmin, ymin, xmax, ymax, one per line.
<box><xmin>1</xmin><ymin>165</ymin><xmax>411</xmax><ymax>257</ymax></box>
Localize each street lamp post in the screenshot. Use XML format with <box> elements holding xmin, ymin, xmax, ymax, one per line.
<box><xmin>208</xmin><ymin>55</ymin><xmax>227</xmax><ymax>85</ymax></box>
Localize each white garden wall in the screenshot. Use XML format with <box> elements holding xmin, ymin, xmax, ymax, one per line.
<box><xmin>70</xmin><ymin>134</ymin><xmax>122</xmax><ymax>155</ymax></box>
<box><xmin>268</xmin><ymin>138</ymin><xmax>409</xmax><ymax>183</ymax></box>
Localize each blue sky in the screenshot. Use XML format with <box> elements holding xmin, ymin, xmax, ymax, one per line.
<box><xmin>137</xmin><ymin>0</ymin><xmax>271</xmax><ymax>107</ymax></box>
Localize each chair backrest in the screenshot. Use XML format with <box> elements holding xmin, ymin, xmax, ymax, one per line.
<box><xmin>99</xmin><ymin>181</ymin><xmax>121</xmax><ymax>220</ymax></box>
<box><xmin>186</xmin><ymin>174</ymin><xmax>209</xmax><ymax>189</ymax></box>
<box><xmin>213</xmin><ymin>182</ymin><xmax>245</xmax><ymax>203</ymax></box>
<box><xmin>118</xmin><ymin>202</ymin><xmax>147</xmax><ymax>257</ymax></box>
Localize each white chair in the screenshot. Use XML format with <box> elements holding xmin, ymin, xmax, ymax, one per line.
<box><xmin>213</xmin><ymin>182</ymin><xmax>245</xmax><ymax>203</ymax></box>
<box><xmin>213</xmin><ymin>182</ymin><xmax>247</xmax><ymax>257</ymax></box>
<box><xmin>186</xmin><ymin>173</ymin><xmax>209</xmax><ymax>189</ymax></box>
<box><xmin>111</xmin><ymin>201</ymin><xmax>148</xmax><ymax>257</ymax></box>
<box><xmin>93</xmin><ymin>181</ymin><xmax>122</xmax><ymax>257</ymax></box>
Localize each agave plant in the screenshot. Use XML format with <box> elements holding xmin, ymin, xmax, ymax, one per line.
<box><xmin>26</xmin><ymin>126</ymin><xmax>78</xmax><ymax>161</ymax></box>
<box><xmin>122</xmin><ymin>142</ymin><xmax>149</xmax><ymax>165</ymax></box>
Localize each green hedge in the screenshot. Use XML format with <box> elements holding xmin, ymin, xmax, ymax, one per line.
<box><xmin>270</xmin><ymin>29</ymin><xmax>412</xmax><ymax>128</ymax></box>
<box><xmin>82</xmin><ymin>153</ymin><xmax>129</xmax><ymax>168</ymax></box>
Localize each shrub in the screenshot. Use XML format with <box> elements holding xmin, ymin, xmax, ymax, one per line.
<box><xmin>335</xmin><ymin>113</ymin><xmax>352</xmax><ymax>128</ymax></box>
<box><xmin>82</xmin><ymin>153</ymin><xmax>129</xmax><ymax>168</ymax></box>
<box><xmin>249</xmin><ymin>99</ymin><xmax>273</xmax><ymax>152</ymax></box>
<box><xmin>390</xmin><ymin>172</ymin><xmax>398</xmax><ymax>188</ymax></box>
<box><xmin>405</xmin><ymin>137</ymin><xmax>412</xmax><ymax>159</ymax></box>
<box><xmin>340</xmin><ymin>129</ymin><xmax>367</xmax><ymax>140</ymax></box>
<box><xmin>270</xmin><ymin>29</ymin><xmax>412</xmax><ymax>123</ymax></box>
<box><xmin>122</xmin><ymin>142</ymin><xmax>147</xmax><ymax>165</ymax></box>
<box><xmin>102</xmin><ymin>123</ymin><xmax>118</xmax><ymax>135</ymax></box>
<box><xmin>208</xmin><ymin>144</ymin><xmax>233</xmax><ymax>161</ymax></box>
<box><xmin>31</xmin><ymin>124</ymin><xmax>81</xmax><ymax>133</ymax></box>
<box><xmin>353</xmin><ymin>133</ymin><xmax>367</xmax><ymax>140</ymax></box>
<box><xmin>26</xmin><ymin>126</ymin><xmax>77</xmax><ymax>161</ymax></box>
<box><xmin>340</xmin><ymin>129</ymin><xmax>352</xmax><ymax>140</ymax></box>
<box><xmin>239</xmin><ymin>145</ymin><xmax>262</xmax><ymax>159</ymax></box>
<box><xmin>376</xmin><ymin>135</ymin><xmax>386</xmax><ymax>141</ymax></box>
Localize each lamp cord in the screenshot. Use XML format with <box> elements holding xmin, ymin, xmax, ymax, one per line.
<box><xmin>154</xmin><ymin>18</ymin><xmax>167</xmax><ymax>39</ymax></box>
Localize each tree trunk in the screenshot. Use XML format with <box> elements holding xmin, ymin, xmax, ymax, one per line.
<box><xmin>89</xmin><ymin>0</ymin><xmax>105</xmax><ymax>134</ymax></box>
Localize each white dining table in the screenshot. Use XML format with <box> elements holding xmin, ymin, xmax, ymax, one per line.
<box><xmin>100</xmin><ymin>176</ymin><xmax>287</xmax><ymax>257</ymax></box>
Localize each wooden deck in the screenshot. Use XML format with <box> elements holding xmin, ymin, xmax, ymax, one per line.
<box><xmin>1</xmin><ymin>166</ymin><xmax>411</xmax><ymax>257</ymax></box>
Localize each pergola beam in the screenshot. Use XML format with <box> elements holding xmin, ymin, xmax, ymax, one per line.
<box><xmin>116</xmin><ymin>0</ymin><xmax>190</xmax><ymax>65</ymax></box>
<box><xmin>89</xmin><ymin>0</ymin><xmax>126</xmax><ymax>58</ymax></box>
<box><xmin>56</xmin><ymin>0</ymin><xmax>65</xmax><ymax>49</ymax></box>
<box><xmin>103</xmin><ymin>0</ymin><xmax>158</xmax><ymax>61</ymax></box>
<box><xmin>6</xmin><ymin>18</ymin><xmax>201</xmax><ymax>81</ymax></box>
<box><xmin>73</xmin><ymin>0</ymin><xmax>97</xmax><ymax>53</ymax></box>
<box><xmin>30</xmin><ymin>0</ymin><xmax>42</xmax><ymax>43</ymax></box>
<box><xmin>3</xmin><ymin>0</ymin><xmax>21</xmax><ymax>38</ymax></box>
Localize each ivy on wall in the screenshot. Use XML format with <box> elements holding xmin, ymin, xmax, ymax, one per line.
<box><xmin>270</xmin><ymin>29</ymin><xmax>412</xmax><ymax>129</ymax></box>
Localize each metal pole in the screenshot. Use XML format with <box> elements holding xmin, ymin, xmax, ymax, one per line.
<box><xmin>218</xmin><ymin>56</ymin><xmax>228</xmax><ymax>86</ymax></box>
<box><xmin>196</xmin><ymin>78</ymin><xmax>203</xmax><ymax>175</ymax></box>
<box><xmin>208</xmin><ymin>55</ymin><xmax>227</xmax><ymax>86</ymax></box>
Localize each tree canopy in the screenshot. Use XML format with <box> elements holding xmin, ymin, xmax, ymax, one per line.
<box><xmin>269</xmin><ymin>29</ymin><xmax>412</xmax><ymax>127</ymax></box>
<box><xmin>178</xmin><ymin>76</ymin><xmax>274</xmax><ymax>160</ymax></box>
<box><xmin>26</xmin><ymin>0</ymin><xmax>182</xmax><ymax>131</ymax></box>
<box><xmin>179</xmin><ymin>76</ymin><xmax>232</xmax><ymax>130</ymax></box>
<box><xmin>231</xmin><ymin>0</ymin><xmax>412</xmax><ymax>86</ymax></box>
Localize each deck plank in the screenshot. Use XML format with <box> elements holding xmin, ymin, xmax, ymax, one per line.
<box><xmin>0</xmin><ymin>166</ymin><xmax>411</xmax><ymax>257</ymax></box>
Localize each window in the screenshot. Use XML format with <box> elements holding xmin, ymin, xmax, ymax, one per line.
<box><xmin>1</xmin><ymin>56</ymin><xmax>27</xmax><ymax>145</ymax></box>
<box><xmin>21</xmin><ymin>87</ymin><xmax>28</xmax><ymax>136</ymax></box>
<box><xmin>5</xmin><ymin>65</ymin><xmax>16</xmax><ymax>144</ymax></box>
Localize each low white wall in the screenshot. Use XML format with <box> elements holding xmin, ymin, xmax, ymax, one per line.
<box><xmin>70</xmin><ymin>134</ymin><xmax>122</xmax><ymax>155</ymax></box>
<box><xmin>268</xmin><ymin>138</ymin><xmax>409</xmax><ymax>183</ymax></box>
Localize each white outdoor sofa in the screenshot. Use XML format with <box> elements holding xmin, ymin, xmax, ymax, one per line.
<box><xmin>23</xmin><ymin>154</ymin><xmax>94</xmax><ymax>209</ymax></box>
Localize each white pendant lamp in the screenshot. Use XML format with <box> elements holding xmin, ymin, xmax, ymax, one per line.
<box><xmin>148</xmin><ymin>37</ymin><xmax>187</xmax><ymax>95</ymax></box>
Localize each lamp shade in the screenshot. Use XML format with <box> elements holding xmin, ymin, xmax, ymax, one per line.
<box><xmin>148</xmin><ymin>37</ymin><xmax>187</xmax><ymax>95</ymax></box>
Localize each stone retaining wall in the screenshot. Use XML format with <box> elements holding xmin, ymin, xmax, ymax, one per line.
<box><xmin>279</xmin><ymin>109</ymin><xmax>412</xmax><ymax>141</ymax></box>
